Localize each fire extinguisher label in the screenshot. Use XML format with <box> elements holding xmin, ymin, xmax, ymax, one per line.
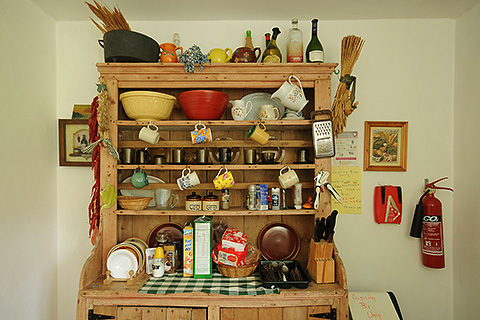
<box><xmin>422</xmin><ymin>215</ymin><xmax>443</xmax><ymax>256</ymax></box>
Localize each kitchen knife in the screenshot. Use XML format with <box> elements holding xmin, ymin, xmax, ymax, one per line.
<box><xmin>327</xmin><ymin>210</ymin><xmax>338</xmax><ymax>242</ymax></box>
<box><xmin>323</xmin><ymin>215</ymin><xmax>332</xmax><ymax>241</ymax></box>
<box><xmin>314</xmin><ymin>217</ymin><xmax>325</xmax><ymax>242</ymax></box>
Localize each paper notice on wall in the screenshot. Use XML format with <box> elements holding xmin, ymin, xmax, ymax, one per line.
<box><xmin>331</xmin><ymin>166</ymin><xmax>362</xmax><ymax>214</ymax></box>
<box><xmin>349</xmin><ymin>292</ymin><xmax>401</xmax><ymax>320</ymax></box>
<box><xmin>333</xmin><ymin>131</ymin><xmax>359</xmax><ymax>166</ymax></box>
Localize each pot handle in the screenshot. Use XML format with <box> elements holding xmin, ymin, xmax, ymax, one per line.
<box><xmin>98</xmin><ymin>39</ymin><xmax>104</xmax><ymax>48</ymax></box>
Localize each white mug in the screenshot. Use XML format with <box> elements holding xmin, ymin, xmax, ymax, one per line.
<box><xmin>139</xmin><ymin>122</ymin><xmax>160</xmax><ymax>145</ymax></box>
<box><xmin>230</xmin><ymin>100</ymin><xmax>253</xmax><ymax>120</ymax></box>
<box><xmin>177</xmin><ymin>168</ymin><xmax>201</xmax><ymax>190</ymax></box>
<box><xmin>278</xmin><ymin>166</ymin><xmax>300</xmax><ymax>189</ymax></box>
<box><xmin>271</xmin><ymin>75</ymin><xmax>309</xmax><ymax>112</ymax></box>
<box><xmin>259</xmin><ymin>104</ymin><xmax>281</xmax><ymax>120</ymax></box>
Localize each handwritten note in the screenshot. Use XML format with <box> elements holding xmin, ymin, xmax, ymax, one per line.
<box><xmin>349</xmin><ymin>292</ymin><xmax>401</xmax><ymax>320</ymax></box>
<box><xmin>331</xmin><ymin>166</ymin><xmax>362</xmax><ymax>214</ymax></box>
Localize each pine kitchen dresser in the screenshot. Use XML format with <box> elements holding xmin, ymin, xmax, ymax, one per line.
<box><xmin>77</xmin><ymin>63</ymin><xmax>348</xmax><ymax>320</ymax></box>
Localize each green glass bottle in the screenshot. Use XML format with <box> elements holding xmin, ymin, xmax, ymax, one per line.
<box><xmin>262</xmin><ymin>27</ymin><xmax>282</xmax><ymax>63</ymax></box>
<box><xmin>306</xmin><ymin>19</ymin><xmax>324</xmax><ymax>63</ymax></box>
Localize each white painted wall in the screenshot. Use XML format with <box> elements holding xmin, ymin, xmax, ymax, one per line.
<box><xmin>0</xmin><ymin>0</ymin><xmax>57</xmax><ymax>319</ymax></box>
<box><xmin>453</xmin><ymin>3</ymin><xmax>480</xmax><ymax>319</ymax></box>
<box><xmin>57</xmin><ymin>19</ymin><xmax>457</xmax><ymax>320</ymax></box>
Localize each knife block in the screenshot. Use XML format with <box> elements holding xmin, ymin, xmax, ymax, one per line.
<box><xmin>307</xmin><ymin>238</ymin><xmax>335</xmax><ymax>284</ymax></box>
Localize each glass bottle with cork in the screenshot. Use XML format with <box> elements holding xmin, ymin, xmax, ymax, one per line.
<box><xmin>306</xmin><ymin>19</ymin><xmax>324</xmax><ymax>63</ymax></box>
<box><xmin>245</xmin><ymin>30</ymin><xmax>254</xmax><ymax>50</ymax></box>
<box><xmin>287</xmin><ymin>19</ymin><xmax>303</xmax><ymax>63</ymax></box>
<box><xmin>262</xmin><ymin>27</ymin><xmax>282</xmax><ymax>63</ymax></box>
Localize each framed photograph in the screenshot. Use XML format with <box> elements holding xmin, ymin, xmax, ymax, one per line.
<box><xmin>59</xmin><ymin>119</ymin><xmax>92</xmax><ymax>167</ymax></box>
<box><xmin>364</xmin><ymin>121</ymin><xmax>408</xmax><ymax>172</ymax></box>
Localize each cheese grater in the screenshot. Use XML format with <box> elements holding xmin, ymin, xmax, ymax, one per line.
<box><xmin>310</xmin><ymin>110</ymin><xmax>335</xmax><ymax>158</ymax></box>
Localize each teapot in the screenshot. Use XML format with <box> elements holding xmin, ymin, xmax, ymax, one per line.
<box><xmin>208</xmin><ymin>48</ymin><xmax>233</xmax><ymax>63</ymax></box>
<box><xmin>231</xmin><ymin>46</ymin><xmax>261</xmax><ymax>63</ymax></box>
<box><xmin>160</xmin><ymin>42</ymin><xmax>183</xmax><ymax>63</ymax></box>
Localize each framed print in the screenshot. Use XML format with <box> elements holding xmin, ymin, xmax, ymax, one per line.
<box><xmin>59</xmin><ymin>119</ymin><xmax>92</xmax><ymax>167</ymax></box>
<box><xmin>364</xmin><ymin>121</ymin><xmax>408</xmax><ymax>172</ymax></box>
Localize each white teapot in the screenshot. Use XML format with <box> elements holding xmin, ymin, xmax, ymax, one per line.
<box><xmin>230</xmin><ymin>100</ymin><xmax>253</xmax><ymax>120</ymax></box>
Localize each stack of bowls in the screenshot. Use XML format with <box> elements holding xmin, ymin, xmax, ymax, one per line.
<box><xmin>106</xmin><ymin>237</ymin><xmax>148</xmax><ymax>279</ymax></box>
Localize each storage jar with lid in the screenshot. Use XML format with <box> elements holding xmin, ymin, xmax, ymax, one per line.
<box><xmin>185</xmin><ymin>192</ymin><xmax>202</xmax><ymax>211</ymax></box>
<box><xmin>203</xmin><ymin>192</ymin><xmax>219</xmax><ymax>211</ymax></box>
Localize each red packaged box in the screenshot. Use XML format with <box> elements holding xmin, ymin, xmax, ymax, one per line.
<box><xmin>212</xmin><ymin>243</ymin><xmax>248</xmax><ymax>267</ymax></box>
<box><xmin>221</xmin><ymin>228</ymin><xmax>247</xmax><ymax>252</ymax></box>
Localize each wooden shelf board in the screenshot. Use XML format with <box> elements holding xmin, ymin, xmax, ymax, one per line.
<box><xmin>117</xmin><ymin>182</ymin><xmax>315</xmax><ymax>190</ymax></box>
<box><xmin>117</xmin><ymin>164</ymin><xmax>316</xmax><ymax>171</ymax></box>
<box><xmin>115</xmin><ymin>208</ymin><xmax>316</xmax><ymax>216</ymax></box>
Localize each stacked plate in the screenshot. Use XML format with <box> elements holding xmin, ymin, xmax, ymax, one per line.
<box><xmin>107</xmin><ymin>237</ymin><xmax>148</xmax><ymax>279</ymax></box>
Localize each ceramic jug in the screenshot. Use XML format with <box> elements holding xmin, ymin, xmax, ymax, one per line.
<box><xmin>230</xmin><ymin>100</ymin><xmax>253</xmax><ymax>120</ymax></box>
<box><xmin>208</xmin><ymin>48</ymin><xmax>233</xmax><ymax>63</ymax></box>
<box><xmin>231</xmin><ymin>46</ymin><xmax>261</xmax><ymax>63</ymax></box>
<box><xmin>160</xmin><ymin>42</ymin><xmax>183</xmax><ymax>63</ymax></box>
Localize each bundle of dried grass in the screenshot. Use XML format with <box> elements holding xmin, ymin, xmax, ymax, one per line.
<box><xmin>85</xmin><ymin>0</ymin><xmax>130</xmax><ymax>33</ymax></box>
<box><xmin>331</xmin><ymin>35</ymin><xmax>365</xmax><ymax>137</ymax></box>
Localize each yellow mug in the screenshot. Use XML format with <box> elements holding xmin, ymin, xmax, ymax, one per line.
<box><xmin>213</xmin><ymin>167</ymin><xmax>235</xmax><ymax>189</ymax></box>
<box><xmin>208</xmin><ymin>48</ymin><xmax>233</xmax><ymax>63</ymax></box>
<box><xmin>247</xmin><ymin>123</ymin><xmax>270</xmax><ymax>145</ymax></box>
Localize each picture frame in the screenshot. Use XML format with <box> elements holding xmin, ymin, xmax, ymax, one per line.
<box><xmin>58</xmin><ymin>119</ymin><xmax>92</xmax><ymax>167</ymax></box>
<box><xmin>364</xmin><ymin>121</ymin><xmax>408</xmax><ymax>172</ymax></box>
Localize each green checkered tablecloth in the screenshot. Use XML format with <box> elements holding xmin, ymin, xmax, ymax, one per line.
<box><xmin>139</xmin><ymin>272</ymin><xmax>280</xmax><ymax>295</ymax></box>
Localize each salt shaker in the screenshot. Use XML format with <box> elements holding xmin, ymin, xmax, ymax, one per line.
<box><xmin>152</xmin><ymin>247</ymin><xmax>165</xmax><ymax>278</ymax></box>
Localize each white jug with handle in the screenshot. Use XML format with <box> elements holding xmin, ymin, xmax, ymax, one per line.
<box><xmin>230</xmin><ymin>100</ymin><xmax>253</xmax><ymax>120</ymax></box>
<box><xmin>271</xmin><ymin>75</ymin><xmax>309</xmax><ymax>112</ymax></box>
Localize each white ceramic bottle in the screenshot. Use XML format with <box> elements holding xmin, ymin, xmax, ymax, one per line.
<box><xmin>152</xmin><ymin>247</ymin><xmax>165</xmax><ymax>278</ymax></box>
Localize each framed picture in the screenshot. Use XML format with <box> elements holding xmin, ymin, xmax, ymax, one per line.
<box><xmin>364</xmin><ymin>121</ymin><xmax>408</xmax><ymax>172</ymax></box>
<box><xmin>59</xmin><ymin>119</ymin><xmax>92</xmax><ymax>167</ymax></box>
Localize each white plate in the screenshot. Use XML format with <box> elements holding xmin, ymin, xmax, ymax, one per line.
<box><xmin>120</xmin><ymin>175</ymin><xmax>165</xmax><ymax>207</ymax></box>
<box><xmin>240</xmin><ymin>92</ymin><xmax>285</xmax><ymax>120</ymax></box>
<box><xmin>107</xmin><ymin>249</ymin><xmax>139</xmax><ymax>279</ymax></box>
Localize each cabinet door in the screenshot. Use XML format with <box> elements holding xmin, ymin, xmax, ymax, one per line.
<box><xmin>92</xmin><ymin>306</ymin><xmax>207</xmax><ymax>320</ymax></box>
<box><xmin>220</xmin><ymin>306</ymin><xmax>333</xmax><ymax>320</ymax></box>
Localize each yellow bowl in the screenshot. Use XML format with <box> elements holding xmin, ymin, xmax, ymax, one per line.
<box><xmin>119</xmin><ymin>90</ymin><xmax>177</xmax><ymax>121</ymax></box>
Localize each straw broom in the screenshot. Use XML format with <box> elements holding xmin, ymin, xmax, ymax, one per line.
<box><xmin>331</xmin><ymin>35</ymin><xmax>365</xmax><ymax>137</ymax></box>
<box><xmin>85</xmin><ymin>0</ymin><xmax>130</xmax><ymax>33</ymax></box>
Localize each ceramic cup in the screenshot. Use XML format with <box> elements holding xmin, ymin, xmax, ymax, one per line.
<box><xmin>131</xmin><ymin>167</ymin><xmax>149</xmax><ymax>189</ymax></box>
<box><xmin>247</xmin><ymin>123</ymin><xmax>270</xmax><ymax>145</ymax></box>
<box><xmin>177</xmin><ymin>168</ymin><xmax>201</xmax><ymax>190</ymax></box>
<box><xmin>271</xmin><ymin>75</ymin><xmax>309</xmax><ymax>112</ymax></box>
<box><xmin>259</xmin><ymin>104</ymin><xmax>281</xmax><ymax>121</ymax></box>
<box><xmin>139</xmin><ymin>122</ymin><xmax>160</xmax><ymax>145</ymax></box>
<box><xmin>213</xmin><ymin>167</ymin><xmax>235</xmax><ymax>190</ymax></box>
<box><xmin>154</xmin><ymin>189</ymin><xmax>179</xmax><ymax>210</ymax></box>
<box><xmin>278</xmin><ymin>166</ymin><xmax>299</xmax><ymax>189</ymax></box>
<box><xmin>230</xmin><ymin>100</ymin><xmax>253</xmax><ymax>120</ymax></box>
<box><xmin>208</xmin><ymin>48</ymin><xmax>233</xmax><ymax>63</ymax></box>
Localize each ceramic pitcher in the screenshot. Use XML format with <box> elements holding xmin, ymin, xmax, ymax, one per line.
<box><xmin>160</xmin><ymin>42</ymin><xmax>183</xmax><ymax>63</ymax></box>
<box><xmin>208</xmin><ymin>48</ymin><xmax>233</xmax><ymax>63</ymax></box>
<box><xmin>230</xmin><ymin>100</ymin><xmax>253</xmax><ymax>120</ymax></box>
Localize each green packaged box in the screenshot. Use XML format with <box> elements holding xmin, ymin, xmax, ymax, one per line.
<box><xmin>193</xmin><ymin>216</ymin><xmax>212</xmax><ymax>278</ymax></box>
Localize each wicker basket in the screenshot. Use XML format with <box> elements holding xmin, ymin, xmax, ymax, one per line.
<box><xmin>217</xmin><ymin>261</ymin><xmax>260</xmax><ymax>278</ymax></box>
<box><xmin>117</xmin><ymin>196</ymin><xmax>152</xmax><ymax>210</ymax></box>
<box><xmin>216</xmin><ymin>245</ymin><xmax>261</xmax><ymax>278</ymax></box>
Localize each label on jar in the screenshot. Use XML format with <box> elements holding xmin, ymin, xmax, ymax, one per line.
<box><xmin>308</xmin><ymin>50</ymin><xmax>324</xmax><ymax>62</ymax></box>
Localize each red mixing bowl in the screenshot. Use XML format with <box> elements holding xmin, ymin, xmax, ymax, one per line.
<box><xmin>178</xmin><ymin>90</ymin><xmax>229</xmax><ymax>120</ymax></box>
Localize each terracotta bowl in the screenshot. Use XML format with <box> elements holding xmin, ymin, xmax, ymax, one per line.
<box><xmin>178</xmin><ymin>90</ymin><xmax>229</xmax><ymax>120</ymax></box>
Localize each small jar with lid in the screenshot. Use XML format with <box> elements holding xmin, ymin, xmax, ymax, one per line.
<box><xmin>185</xmin><ymin>192</ymin><xmax>202</xmax><ymax>211</ymax></box>
<box><xmin>203</xmin><ymin>192</ymin><xmax>219</xmax><ymax>211</ymax></box>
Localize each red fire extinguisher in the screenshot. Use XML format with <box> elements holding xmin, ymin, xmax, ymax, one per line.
<box><xmin>419</xmin><ymin>177</ymin><xmax>453</xmax><ymax>269</ymax></box>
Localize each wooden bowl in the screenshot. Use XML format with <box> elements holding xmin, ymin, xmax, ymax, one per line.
<box><xmin>117</xmin><ymin>196</ymin><xmax>153</xmax><ymax>210</ymax></box>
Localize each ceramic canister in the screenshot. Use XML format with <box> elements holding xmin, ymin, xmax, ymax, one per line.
<box><xmin>185</xmin><ymin>192</ymin><xmax>202</xmax><ymax>211</ymax></box>
<box><xmin>202</xmin><ymin>192</ymin><xmax>219</xmax><ymax>211</ymax></box>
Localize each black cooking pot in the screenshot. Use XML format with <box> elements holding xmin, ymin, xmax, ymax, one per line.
<box><xmin>98</xmin><ymin>30</ymin><xmax>160</xmax><ymax>63</ymax></box>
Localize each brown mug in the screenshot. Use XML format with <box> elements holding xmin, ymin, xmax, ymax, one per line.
<box><xmin>231</xmin><ymin>46</ymin><xmax>261</xmax><ymax>63</ymax></box>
